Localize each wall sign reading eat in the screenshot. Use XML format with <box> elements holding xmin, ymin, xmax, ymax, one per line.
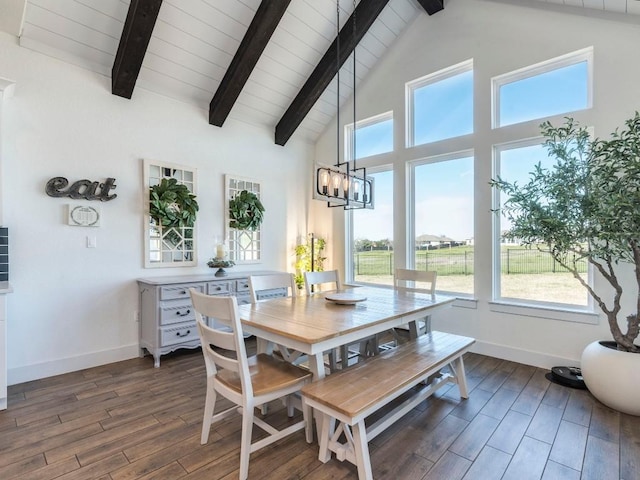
<box><xmin>45</xmin><ymin>177</ymin><xmax>117</xmax><ymax>201</ymax></box>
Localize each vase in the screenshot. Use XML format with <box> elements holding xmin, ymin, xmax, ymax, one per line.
<box><xmin>214</xmin><ymin>267</ymin><xmax>228</xmax><ymax>277</ymax></box>
<box><xmin>581</xmin><ymin>340</ymin><xmax>640</xmax><ymax>416</ymax></box>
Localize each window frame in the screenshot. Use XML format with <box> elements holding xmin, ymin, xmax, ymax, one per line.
<box><xmin>492</xmin><ymin>47</ymin><xmax>593</xmax><ymax>129</ymax></box>
<box><xmin>408</xmin><ymin>149</ymin><xmax>475</xmax><ymax>297</ymax></box>
<box><xmin>491</xmin><ymin>136</ymin><xmax>596</xmax><ymax>319</ymax></box>
<box><xmin>344</xmin><ymin>111</ymin><xmax>394</xmax><ymax>162</ymax></box>
<box><xmin>405</xmin><ymin>59</ymin><xmax>474</xmax><ymax>148</ymax></box>
<box><xmin>346</xmin><ymin>164</ymin><xmax>394</xmax><ymax>285</ymax></box>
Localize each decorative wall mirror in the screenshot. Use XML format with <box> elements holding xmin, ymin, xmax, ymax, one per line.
<box><xmin>225</xmin><ymin>175</ymin><xmax>262</xmax><ymax>263</ymax></box>
<box><xmin>144</xmin><ymin>159</ymin><xmax>198</xmax><ymax>268</ymax></box>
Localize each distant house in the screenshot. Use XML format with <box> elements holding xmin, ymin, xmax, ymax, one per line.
<box><xmin>416</xmin><ymin>234</ymin><xmax>462</xmax><ymax>249</ymax></box>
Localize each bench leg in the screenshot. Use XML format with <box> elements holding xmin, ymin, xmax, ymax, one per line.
<box><xmin>318</xmin><ymin>413</ymin><xmax>335</xmax><ymax>463</ymax></box>
<box><xmin>352</xmin><ymin>420</ymin><xmax>373</xmax><ymax>480</ymax></box>
<box><xmin>451</xmin><ymin>356</ymin><xmax>469</xmax><ymax>398</ymax></box>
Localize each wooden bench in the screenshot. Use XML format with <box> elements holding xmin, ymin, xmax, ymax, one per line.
<box><xmin>301</xmin><ymin>331</ymin><xmax>475</xmax><ymax>480</ymax></box>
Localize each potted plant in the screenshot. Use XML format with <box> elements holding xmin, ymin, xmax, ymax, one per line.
<box><xmin>491</xmin><ymin>113</ymin><xmax>640</xmax><ymax>415</ymax></box>
<box><xmin>294</xmin><ymin>234</ymin><xmax>326</xmax><ymax>290</ymax></box>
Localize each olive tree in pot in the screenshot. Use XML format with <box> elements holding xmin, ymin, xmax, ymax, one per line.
<box><xmin>491</xmin><ymin>113</ymin><xmax>640</xmax><ymax>415</ymax></box>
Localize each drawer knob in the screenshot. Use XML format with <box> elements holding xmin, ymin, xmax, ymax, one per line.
<box><xmin>176</xmin><ymin>309</ymin><xmax>191</xmax><ymax>317</ymax></box>
<box><xmin>176</xmin><ymin>329</ymin><xmax>191</xmax><ymax>337</ymax></box>
<box><xmin>216</xmin><ymin>286</ymin><xmax>222</xmax><ymax>291</ymax></box>
<box><xmin>180</xmin><ymin>290</ymin><xmax>187</xmax><ymax>295</ymax></box>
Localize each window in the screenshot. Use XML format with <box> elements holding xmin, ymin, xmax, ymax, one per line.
<box><xmin>349</xmin><ymin>169</ymin><xmax>393</xmax><ymax>285</ymax></box>
<box><xmin>345</xmin><ymin>111</ymin><xmax>393</xmax><ymax>160</ymax></box>
<box><xmin>144</xmin><ymin>159</ymin><xmax>197</xmax><ymax>268</ymax></box>
<box><xmin>493</xmin><ymin>47</ymin><xmax>592</xmax><ymax>128</ymax></box>
<box><xmin>226</xmin><ymin>175</ymin><xmax>262</xmax><ymax>263</ymax></box>
<box><xmin>493</xmin><ymin>140</ymin><xmax>588</xmax><ymax>307</ymax></box>
<box><xmin>411</xmin><ymin>153</ymin><xmax>474</xmax><ymax>296</ymax></box>
<box><xmin>406</xmin><ymin>60</ymin><xmax>473</xmax><ymax>147</ymax></box>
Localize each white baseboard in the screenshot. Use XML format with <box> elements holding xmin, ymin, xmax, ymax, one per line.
<box><xmin>8</xmin><ymin>343</ymin><xmax>140</xmax><ymax>385</ymax></box>
<box><xmin>470</xmin><ymin>339</ymin><xmax>580</xmax><ymax>370</ymax></box>
<box><xmin>7</xmin><ymin>339</ymin><xmax>580</xmax><ymax>386</ymax></box>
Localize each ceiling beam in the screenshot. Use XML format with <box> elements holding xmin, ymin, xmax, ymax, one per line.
<box><xmin>275</xmin><ymin>0</ymin><xmax>390</xmax><ymax>146</ymax></box>
<box><xmin>112</xmin><ymin>0</ymin><xmax>163</xmax><ymax>99</ymax></box>
<box><xmin>416</xmin><ymin>0</ymin><xmax>444</xmax><ymax>15</ymax></box>
<box><xmin>209</xmin><ymin>0</ymin><xmax>292</xmax><ymax>127</ymax></box>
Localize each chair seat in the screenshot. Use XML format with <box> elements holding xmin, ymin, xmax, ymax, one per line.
<box><xmin>216</xmin><ymin>353</ymin><xmax>312</xmax><ymax>396</ymax></box>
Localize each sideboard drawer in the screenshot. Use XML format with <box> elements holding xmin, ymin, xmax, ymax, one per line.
<box><xmin>236</xmin><ymin>279</ymin><xmax>250</xmax><ymax>293</ymax></box>
<box><xmin>160</xmin><ymin>323</ymin><xmax>199</xmax><ymax>347</ymax></box>
<box><xmin>235</xmin><ymin>293</ymin><xmax>252</xmax><ymax>305</ymax></box>
<box><xmin>207</xmin><ymin>281</ymin><xmax>232</xmax><ymax>295</ymax></box>
<box><xmin>160</xmin><ymin>283</ymin><xmax>203</xmax><ymax>301</ymax></box>
<box><xmin>160</xmin><ymin>303</ymin><xmax>196</xmax><ymax>325</ymax></box>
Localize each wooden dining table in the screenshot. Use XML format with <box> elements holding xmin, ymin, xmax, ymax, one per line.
<box><xmin>237</xmin><ymin>286</ymin><xmax>455</xmax><ymax>379</ymax></box>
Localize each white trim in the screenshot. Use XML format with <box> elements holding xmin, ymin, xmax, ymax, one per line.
<box><xmin>346</xmin><ymin>165</ymin><xmax>393</xmax><ymax>284</ymax></box>
<box><xmin>8</xmin><ymin>343</ymin><xmax>140</xmax><ymax>385</ymax></box>
<box><xmin>470</xmin><ymin>338</ymin><xmax>581</xmax><ymax>370</ymax></box>
<box><xmin>489</xmin><ymin>300</ymin><xmax>598</xmax><ymax>324</ymax></box>
<box><xmin>452</xmin><ymin>297</ymin><xmax>477</xmax><ymax>309</ymax></box>
<box><xmin>492</xmin><ymin>46</ymin><xmax>594</xmax><ymax>128</ymax></box>
<box><xmin>405</xmin><ymin>59</ymin><xmax>474</xmax><ymax>148</ymax></box>
<box><xmin>408</xmin><ymin>150</ymin><xmax>475</xmax><ymax>296</ymax></box>
<box><xmin>344</xmin><ymin>111</ymin><xmax>394</xmax><ymax>162</ymax></box>
<box><xmin>491</xmin><ymin>137</ymin><xmax>595</xmax><ymax>311</ymax></box>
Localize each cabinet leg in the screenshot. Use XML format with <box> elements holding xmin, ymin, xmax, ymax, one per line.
<box><xmin>153</xmin><ymin>353</ymin><xmax>160</xmax><ymax>368</ymax></box>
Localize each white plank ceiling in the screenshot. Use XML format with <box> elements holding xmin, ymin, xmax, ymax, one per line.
<box><xmin>2</xmin><ymin>0</ymin><xmax>639</xmax><ymax>143</ymax></box>
<box><xmin>13</xmin><ymin>0</ymin><xmax>423</xmax><ymax>143</ymax></box>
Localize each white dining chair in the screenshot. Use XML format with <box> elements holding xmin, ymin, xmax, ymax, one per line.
<box><xmin>249</xmin><ymin>273</ymin><xmax>303</xmax><ymax>367</ymax></box>
<box><xmin>189</xmin><ymin>289</ymin><xmax>312</xmax><ymax>480</ymax></box>
<box><xmin>303</xmin><ymin>270</ymin><xmax>375</xmax><ymax>369</ymax></box>
<box><xmin>394</xmin><ymin>268</ymin><xmax>437</xmax><ymax>336</ymax></box>
<box><xmin>303</xmin><ymin>269</ymin><xmax>342</xmax><ymax>295</ymax></box>
<box><xmin>248</xmin><ymin>272</ymin><xmax>297</xmax><ymax>303</ymax></box>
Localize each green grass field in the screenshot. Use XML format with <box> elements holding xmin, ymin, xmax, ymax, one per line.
<box><xmin>353</xmin><ymin>245</ymin><xmax>586</xmax><ymax>276</ymax></box>
<box><xmin>352</xmin><ymin>246</ymin><xmax>589</xmax><ymax>306</ymax></box>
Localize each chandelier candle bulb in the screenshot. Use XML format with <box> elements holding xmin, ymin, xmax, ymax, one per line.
<box><xmin>321</xmin><ymin>170</ymin><xmax>330</xmax><ymax>194</ymax></box>
<box><xmin>332</xmin><ymin>174</ymin><xmax>341</xmax><ymax>197</ymax></box>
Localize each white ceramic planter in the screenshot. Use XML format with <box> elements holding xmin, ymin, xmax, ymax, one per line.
<box><xmin>581</xmin><ymin>340</ymin><xmax>640</xmax><ymax>416</ymax></box>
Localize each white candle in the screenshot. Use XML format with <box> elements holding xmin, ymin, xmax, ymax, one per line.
<box><xmin>216</xmin><ymin>244</ymin><xmax>226</xmax><ymax>259</ymax></box>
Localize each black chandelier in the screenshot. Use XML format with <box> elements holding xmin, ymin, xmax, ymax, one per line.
<box><xmin>315</xmin><ymin>0</ymin><xmax>373</xmax><ymax>210</ymax></box>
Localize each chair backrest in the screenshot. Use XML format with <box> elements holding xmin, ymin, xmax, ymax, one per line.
<box><xmin>394</xmin><ymin>268</ymin><xmax>437</xmax><ymax>295</ymax></box>
<box><xmin>304</xmin><ymin>270</ymin><xmax>342</xmax><ymax>296</ymax></box>
<box><xmin>248</xmin><ymin>273</ymin><xmax>297</xmax><ymax>303</ymax></box>
<box><xmin>189</xmin><ymin>288</ymin><xmax>253</xmax><ymax>397</ymax></box>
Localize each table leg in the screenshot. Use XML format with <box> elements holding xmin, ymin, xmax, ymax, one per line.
<box><xmin>309</xmin><ymin>352</ymin><xmax>326</xmax><ymax>379</ymax></box>
<box><xmin>256</xmin><ymin>337</ymin><xmax>273</xmax><ymax>355</ymax></box>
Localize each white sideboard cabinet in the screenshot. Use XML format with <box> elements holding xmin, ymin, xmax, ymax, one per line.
<box><xmin>137</xmin><ymin>271</ymin><xmax>285</xmax><ymax>367</ymax></box>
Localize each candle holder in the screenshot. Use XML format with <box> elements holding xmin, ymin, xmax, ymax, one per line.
<box><xmin>207</xmin><ymin>257</ymin><xmax>235</xmax><ymax>277</ymax></box>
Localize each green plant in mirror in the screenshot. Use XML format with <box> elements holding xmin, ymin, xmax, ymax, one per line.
<box><xmin>149</xmin><ymin>178</ymin><xmax>199</xmax><ymax>228</ymax></box>
<box><xmin>294</xmin><ymin>235</ymin><xmax>326</xmax><ymax>289</ymax></box>
<box><xmin>491</xmin><ymin>113</ymin><xmax>640</xmax><ymax>353</ymax></box>
<box><xmin>229</xmin><ymin>190</ymin><xmax>265</xmax><ymax>230</ymax></box>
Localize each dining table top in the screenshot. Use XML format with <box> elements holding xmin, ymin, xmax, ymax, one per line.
<box><xmin>237</xmin><ymin>285</ymin><xmax>455</xmax><ymax>346</ymax></box>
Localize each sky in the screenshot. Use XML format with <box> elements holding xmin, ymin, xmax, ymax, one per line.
<box><xmin>350</xmin><ymin>57</ymin><xmax>588</xmax><ymax>243</ymax></box>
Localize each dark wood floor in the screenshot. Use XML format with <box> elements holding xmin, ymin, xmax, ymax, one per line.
<box><xmin>1</xmin><ymin>341</ymin><xmax>638</xmax><ymax>480</ymax></box>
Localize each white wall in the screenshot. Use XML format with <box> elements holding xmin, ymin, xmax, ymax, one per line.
<box><xmin>0</xmin><ymin>32</ymin><xmax>313</xmax><ymax>384</ymax></box>
<box><xmin>315</xmin><ymin>0</ymin><xmax>640</xmax><ymax>368</ymax></box>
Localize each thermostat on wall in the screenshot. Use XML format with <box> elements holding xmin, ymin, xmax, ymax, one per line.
<box><xmin>67</xmin><ymin>204</ymin><xmax>101</xmax><ymax>227</ymax></box>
